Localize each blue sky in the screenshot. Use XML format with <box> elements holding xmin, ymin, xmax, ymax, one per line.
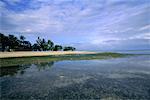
<box><xmin>0</xmin><ymin>0</ymin><xmax>150</xmax><ymax>51</ymax></box>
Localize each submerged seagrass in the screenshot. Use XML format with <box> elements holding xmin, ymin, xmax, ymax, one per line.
<box><xmin>1</xmin><ymin>55</ymin><xmax>150</xmax><ymax>99</ymax></box>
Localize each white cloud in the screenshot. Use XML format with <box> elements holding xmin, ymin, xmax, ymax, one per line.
<box><xmin>130</xmin><ymin>32</ymin><xmax>150</xmax><ymax>40</ymax></box>
<box><xmin>139</xmin><ymin>25</ymin><xmax>150</xmax><ymax>31</ymax></box>
<box><xmin>1</xmin><ymin>5</ymin><xmax>64</xmax><ymax>33</ymax></box>
<box><xmin>1</xmin><ymin>0</ymin><xmax>150</xmax><ymax>50</ymax></box>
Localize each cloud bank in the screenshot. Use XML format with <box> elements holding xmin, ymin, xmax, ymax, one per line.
<box><xmin>0</xmin><ymin>0</ymin><xmax>150</xmax><ymax>50</ymax></box>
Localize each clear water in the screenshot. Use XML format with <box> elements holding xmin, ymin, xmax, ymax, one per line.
<box><xmin>112</xmin><ymin>50</ymin><xmax>150</xmax><ymax>54</ymax></box>
<box><xmin>1</xmin><ymin>55</ymin><xmax>150</xmax><ymax>99</ymax></box>
<box><xmin>96</xmin><ymin>50</ymin><xmax>150</xmax><ymax>54</ymax></box>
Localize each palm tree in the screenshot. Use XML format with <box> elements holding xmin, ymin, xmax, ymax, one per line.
<box><xmin>63</xmin><ymin>46</ymin><xmax>76</xmax><ymax>51</ymax></box>
<box><xmin>20</xmin><ymin>35</ymin><xmax>25</xmax><ymax>42</ymax></box>
<box><xmin>47</xmin><ymin>40</ymin><xmax>54</xmax><ymax>50</ymax></box>
<box><xmin>53</xmin><ymin>45</ymin><xmax>62</xmax><ymax>51</ymax></box>
<box><xmin>36</xmin><ymin>37</ymin><xmax>43</xmax><ymax>51</ymax></box>
<box><xmin>8</xmin><ymin>35</ymin><xmax>19</xmax><ymax>51</ymax></box>
<box><xmin>0</xmin><ymin>33</ymin><xmax>8</xmax><ymax>51</ymax></box>
<box><xmin>0</xmin><ymin>33</ymin><xmax>76</xmax><ymax>52</ymax></box>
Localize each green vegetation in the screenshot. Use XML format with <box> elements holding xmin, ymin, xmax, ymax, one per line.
<box><xmin>0</xmin><ymin>52</ymin><xmax>129</xmax><ymax>67</ymax></box>
<box><xmin>0</xmin><ymin>33</ymin><xmax>76</xmax><ymax>51</ymax></box>
<box><xmin>63</xmin><ymin>46</ymin><xmax>76</xmax><ymax>51</ymax></box>
<box><xmin>53</xmin><ymin>45</ymin><xmax>63</xmax><ymax>51</ymax></box>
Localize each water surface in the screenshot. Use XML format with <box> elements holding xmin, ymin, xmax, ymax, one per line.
<box><xmin>1</xmin><ymin>55</ymin><xmax>150</xmax><ymax>99</ymax></box>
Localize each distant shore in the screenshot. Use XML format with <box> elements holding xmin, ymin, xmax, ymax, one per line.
<box><xmin>0</xmin><ymin>51</ymin><xmax>97</xmax><ymax>58</ymax></box>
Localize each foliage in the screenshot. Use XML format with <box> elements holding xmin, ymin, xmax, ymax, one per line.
<box><xmin>32</xmin><ymin>37</ymin><xmax>54</xmax><ymax>51</ymax></box>
<box><xmin>53</xmin><ymin>45</ymin><xmax>62</xmax><ymax>51</ymax></box>
<box><xmin>0</xmin><ymin>33</ymin><xmax>76</xmax><ymax>52</ymax></box>
<box><xmin>63</xmin><ymin>46</ymin><xmax>76</xmax><ymax>51</ymax></box>
<box><xmin>0</xmin><ymin>33</ymin><xmax>32</xmax><ymax>51</ymax></box>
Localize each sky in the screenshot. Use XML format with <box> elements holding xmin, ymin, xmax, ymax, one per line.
<box><xmin>0</xmin><ymin>0</ymin><xmax>150</xmax><ymax>51</ymax></box>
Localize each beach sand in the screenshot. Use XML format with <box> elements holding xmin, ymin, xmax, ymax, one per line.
<box><xmin>0</xmin><ymin>51</ymin><xmax>97</xmax><ymax>58</ymax></box>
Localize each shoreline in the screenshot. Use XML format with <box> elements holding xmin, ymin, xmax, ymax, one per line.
<box><xmin>0</xmin><ymin>51</ymin><xmax>97</xmax><ymax>58</ymax></box>
<box><xmin>0</xmin><ymin>52</ymin><xmax>131</xmax><ymax>67</ymax></box>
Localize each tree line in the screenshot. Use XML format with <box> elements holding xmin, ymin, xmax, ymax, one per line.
<box><xmin>0</xmin><ymin>33</ymin><xmax>76</xmax><ymax>52</ymax></box>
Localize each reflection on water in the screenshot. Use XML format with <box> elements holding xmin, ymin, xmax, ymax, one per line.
<box><xmin>34</xmin><ymin>61</ymin><xmax>54</xmax><ymax>71</ymax></box>
<box><xmin>0</xmin><ymin>55</ymin><xmax>150</xmax><ymax>99</ymax></box>
<box><xmin>0</xmin><ymin>61</ymin><xmax>54</xmax><ymax>77</ymax></box>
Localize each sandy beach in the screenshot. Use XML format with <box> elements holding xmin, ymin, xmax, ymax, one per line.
<box><xmin>0</xmin><ymin>51</ymin><xmax>97</xmax><ymax>58</ymax></box>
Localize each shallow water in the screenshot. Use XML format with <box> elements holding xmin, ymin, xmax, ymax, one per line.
<box><xmin>113</xmin><ymin>50</ymin><xmax>150</xmax><ymax>54</ymax></box>
<box><xmin>1</xmin><ymin>55</ymin><xmax>150</xmax><ymax>99</ymax></box>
